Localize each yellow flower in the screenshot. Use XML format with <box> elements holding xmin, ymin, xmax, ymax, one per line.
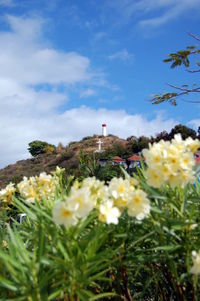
<box><xmin>190</xmin><ymin>251</ymin><xmax>200</xmax><ymax>275</ymax></box>
<box><xmin>127</xmin><ymin>189</ymin><xmax>150</xmax><ymax>220</ymax></box>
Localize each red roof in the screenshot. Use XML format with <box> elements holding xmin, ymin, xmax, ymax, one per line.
<box><xmin>196</xmin><ymin>156</ymin><xmax>200</xmax><ymax>164</ymax></box>
<box><xmin>128</xmin><ymin>155</ymin><xmax>144</xmax><ymax>161</ymax></box>
<box><xmin>112</xmin><ymin>156</ymin><xmax>125</xmax><ymax>163</ymax></box>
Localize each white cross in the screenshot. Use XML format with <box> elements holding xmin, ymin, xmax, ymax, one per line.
<box><xmin>96</xmin><ymin>139</ymin><xmax>103</xmax><ymax>152</ymax></box>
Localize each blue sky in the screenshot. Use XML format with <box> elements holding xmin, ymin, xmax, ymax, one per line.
<box><xmin>0</xmin><ymin>0</ymin><xmax>200</xmax><ymax>167</ymax></box>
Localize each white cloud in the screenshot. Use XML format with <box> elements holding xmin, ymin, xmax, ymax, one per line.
<box><xmin>0</xmin><ymin>102</ymin><xmax>178</xmax><ymax>168</ymax></box>
<box><xmin>80</xmin><ymin>89</ymin><xmax>96</xmax><ymax>98</ymax></box>
<box><xmin>108</xmin><ymin>49</ymin><xmax>133</xmax><ymax>62</ymax></box>
<box><xmin>139</xmin><ymin>0</ymin><xmax>200</xmax><ymax>27</ymax></box>
<box><xmin>94</xmin><ymin>31</ymin><xmax>107</xmax><ymax>42</ymax></box>
<box><xmin>0</xmin><ymin>15</ymin><xmax>96</xmax><ymax>167</ymax></box>
<box><xmin>108</xmin><ymin>0</ymin><xmax>200</xmax><ymax>27</ymax></box>
<box><xmin>0</xmin><ymin>14</ymin><xmax>178</xmax><ymax>169</ymax></box>
<box><xmin>187</xmin><ymin>119</ymin><xmax>200</xmax><ymax>130</ymax></box>
<box><xmin>0</xmin><ymin>15</ymin><xmax>91</xmax><ymax>85</ymax></box>
<box><xmin>0</xmin><ymin>0</ymin><xmax>14</xmax><ymax>6</ymax></box>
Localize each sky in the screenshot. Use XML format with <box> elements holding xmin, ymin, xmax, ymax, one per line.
<box><xmin>0</xmin><ymin>0</ymin><xmax>200</xmax><ymax>168</ymax></box>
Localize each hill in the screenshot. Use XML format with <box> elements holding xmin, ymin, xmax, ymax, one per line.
<box><xmin>0</xmin><ymin>135</ymin><xmax>130</xmax><ymax>188</ymax></box>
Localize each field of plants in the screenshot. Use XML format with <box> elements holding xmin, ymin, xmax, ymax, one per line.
<box><xmin>1</xmin><ymin>134</ymin><xmax>200</xmax><ymax>300</ymax></box>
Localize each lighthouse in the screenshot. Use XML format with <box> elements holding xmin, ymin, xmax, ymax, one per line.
<box><xmin>102</xmin><ymin>123</ymin><xmax>107</xmax><ymax>137</ymax></box>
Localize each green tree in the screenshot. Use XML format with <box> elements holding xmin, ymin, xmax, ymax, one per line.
<box><xmin>154</xmin><ymin>130</ymin><xmax>170</xmax><ymax>142</ymax></box>
<box><xmin>28</xmin><ymin>140</ymin><xmax>56</xmax><ymax>157</ymax></box>
<box><xmin>169</xmin><ymin>124</ymin><xmax>197</xmax><ymax>140</ymax></box>
<box><xmin>131</xmin><ymin>136</ymin><xmax>150</xmax><ymax>153</ymax></box>
<box><xmin>152</xmin><ymin>33</ymin><xmax>200</xmax><ymax>105</ymax></box>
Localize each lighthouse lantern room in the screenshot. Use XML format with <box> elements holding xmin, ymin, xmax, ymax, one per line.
<box><xmin>102</xmin><ymin>124</ymin><xmax>107</xmax><ymax>137</ymax></box>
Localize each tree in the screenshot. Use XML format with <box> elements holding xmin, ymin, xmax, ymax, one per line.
<box><xmin>152</xmin><ymin>33</ymin><xmax>200</xmax><ymax>106</ymax></box>
<box><xmin>28</xmin><ymin>140</ymin><xmax>56</xmax><ymax>157</ymax></box>
<box><xmin>131</xmin><ymin>136</ymin><xmax>150</xmax><ymax>153</ymax></box>
<box><xmin>169</xmin><ymin>124</ymin><xmax>197</xmax><ymax>140</ymax></box>
<box><xmin>154</xmin><ymin>131</ymin><xmax>170</xmax><ymax>142</ymax></box>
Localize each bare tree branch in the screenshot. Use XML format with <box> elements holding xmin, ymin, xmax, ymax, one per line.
<box><xmin>188</xmin><ymin>32</ymin><xmax>200</xmax><ymax>42</ymax></box>
<box><xmin>186</xmin><ymin>69</ymin><xmax>200</xmax><ymax>73</ymax></box>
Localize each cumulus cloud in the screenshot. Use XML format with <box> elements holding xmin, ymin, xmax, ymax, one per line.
<box><xmin>0</xmin><ymin>14</ymin><xmax>94</xmax><ymax>167</ymax></box>
<box><xmin>0</xmin><ymin>14</ymin><xmax>178</xmax><ymax>169</ymax></box>
<box><xmin>0</xmin><ymin>15</ymin><xmax>91</xmax><ymax>85</ymax></box>
<box><xmin>0</xmin><ymin>102</ymin><xmax>178</xmax><ymax>168</ymax></box>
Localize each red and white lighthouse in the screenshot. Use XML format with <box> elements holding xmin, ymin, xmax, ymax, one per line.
<box><xmin>102</xmin><ymin>123</ymin><xmax>107</xmax><ymax>137</ymax></box>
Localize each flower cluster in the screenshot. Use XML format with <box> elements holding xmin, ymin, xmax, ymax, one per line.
<box><xmin>17</xmin><ymin>172</ymin><xmax>58</xmax><ymax>203</ymax></box>
<box><xmin>143</xmin><ymin>134</ymin><xmax>200</xmax><ymax>188</ymax></box>
<box><xmin>53</xmin><ymin>176</ymin><xmax>150</xmax><ymax>227</ymax></box>
<box><xmin>0</xmin><ymin>182</ymin><xmax>16</xmax><ymax>204</ymax></box>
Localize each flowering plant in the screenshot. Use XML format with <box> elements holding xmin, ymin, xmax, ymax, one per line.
<box><xmin>0</xmin><ymin>135</ymin><xmax>200</xmax><ymax>300</ymax></box>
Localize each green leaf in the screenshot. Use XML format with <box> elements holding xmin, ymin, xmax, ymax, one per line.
<box><xmin>89</xmin><ymin>292</ymin><xmax>119</xmax><ymax>300</ymax></box>
<box><xmin>0</xmin><ymin>275</ymin><xmax>17</xmax><ymax>291</ymax></box>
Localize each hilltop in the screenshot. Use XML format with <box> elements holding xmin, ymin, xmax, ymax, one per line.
<box><xmin>0</xmin><ymin>135</ymin><xmax>130</xmax><ymax>188</ymax></box>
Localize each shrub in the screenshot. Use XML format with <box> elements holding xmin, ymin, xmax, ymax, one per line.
<box><xmin>44</xmin><ymin>145</ymin><xmax>55</xmax><ymax>154</ymax></box>
<box><xmin>28</xmin><ymin>140</ymin><xmax>56</xmax><ymax>157</ymax></box>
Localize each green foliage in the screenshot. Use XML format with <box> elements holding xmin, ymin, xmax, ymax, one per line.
<box><xmin>82</xmin><ymin>136</ymin><xmax>93</xmax><ymax>141</ymax></box>
<box><xmin>112</xmin><ymin>142</ymin><xmax>129</xmax><ymax>157</ymax></box>
<box><xmin>1</xmin><ymin>168</ymin><xmax>200</xmax><ymax>299</ymax></box>
<box><xmin>163</xmin><ymin>50</ymin><xmax>191</xmax><ymax>68</ymax></box>
<box><xmin>152</xmin><ymin>33</ymin><xmax>200</xmax><ymax>105</ymax></box>
<box><xmin>28</xmin><ymin>140</ymin><xmax>56</xmax><ymax>157</ymax></box>
<box><xmin>131</xmin><ymin>136</ymin><xmax>150</xmax><ymax>153</ymax></box>
<box><xmin>0</xmin><ymin>201</ymin><xmax>120</xmax><ymax>300</ymax></box>
<box><xmin>154</xmin><ymin>130</ymin><xmax>169</xmax><ymax>142</ymax></box>
<box><xmin>169</xmin><ymin>124</ymin><xmax>197</xmax><ymax>140</ymax></box>
<box><xmin>78</xmin><ymin>152</ymin><xmax>124</xmax><ymax>182</ymax></box>
<box><xmin>78</xmin><ymin>152</ymin><xmax>101</xmax><ymax>178</ymax></box>
<box><xmin>43</xmin><ymin>145</ymin><xmax>55</xmax><ymax>154</ymax></box>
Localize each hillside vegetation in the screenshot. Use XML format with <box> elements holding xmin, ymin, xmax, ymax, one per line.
<box><xmin>0</xmin><ymin>123</ymin><xmax>199</xmax><ymax>188</ymax></box>
<box><xmin>0</xmin><ymin>135</ymin><xmax>130</xmax><ymax>188</ymax></box>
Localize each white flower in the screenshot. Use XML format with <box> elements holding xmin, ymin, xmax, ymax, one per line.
<box><xmin>81</xmin><ymin>177</ymin><xmax>105</xmax><ymax>204</ymax></box>
<box><xmin>190</xmin><ymin>250</ymin><xmax>200</xmax><ymax>275</ymax></box>
<box><xmin>0</xmin><ymin>182</ymin><xmax>16</xmax><ymax>203</ymax></box>
<box><xmin>143</xmin><ymin>134</ymin><xmax>197</xmax><ymax>188</ymax></box>
<box><xmin>185</xmin><ymin>137</ymin><xmax>200</xmax><ymax>152</ymax></box>
<box><xmin>17</xmin><ymin>176</ymin><xmax>38</xmax><ymax>203</ymax></box>
<box><xmin>127</xmin><ymin>189</ymin><xmax>150</xmax><ymax>220</ymax></box>
<box><xmin>52</xmin><ymin>201</ymin><xmax>78</xmax><ymax>227</ymax></box>
<box><xmin>108</xmin><ymin>177</ymin><xmax>133</xmax><ymax>209</ymax></box>
<box><xmin>68</xmin><ymin>186</ymin><xmax>94</xmax><ymax>218</ymax></box>
<box><xmin>99</xmin><ymin>200</ymin><xmax>121</xmax><ymax>225</ymax></box>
